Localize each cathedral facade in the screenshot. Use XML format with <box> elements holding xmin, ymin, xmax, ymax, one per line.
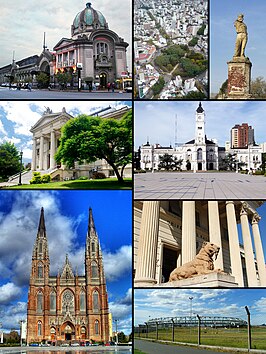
<box><xmin>27</xmin><ymin>208</ymin><xmax>110</xmax><ymax>344</ymax></box>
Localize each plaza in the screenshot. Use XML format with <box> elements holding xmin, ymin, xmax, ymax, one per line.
<box><xmin>134</xmin><ymin>172</ymin><xmax>266</xmax><ymax>200</ymax></box>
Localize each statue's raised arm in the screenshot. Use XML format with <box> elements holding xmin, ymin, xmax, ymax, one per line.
<box><xmin>234</xmin><ymin>14</ymin><xmax>248</xmax><ymax>57</ymax></box>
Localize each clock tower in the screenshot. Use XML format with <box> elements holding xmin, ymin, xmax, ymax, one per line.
<box><xmin>195</xmin><ymin>102</ymin><xmax>205</xmax><ymax>145</ymax></box>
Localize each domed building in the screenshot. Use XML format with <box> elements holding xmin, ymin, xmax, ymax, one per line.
<box><xmin>0</xmin><ymin>2</ymin><xmax>129</xmax><ymax>89</ymax></box>
<box><xmin>53</xmin><ymin>2</ymin><xmax>129</xmax><ymax>88</ymax></box>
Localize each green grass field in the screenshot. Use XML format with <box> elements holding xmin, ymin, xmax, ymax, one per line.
<box><xmin>134</xmin><ymin>350</ymin><xmax>147</xmax><ymax>354</ymax></box>
<box><xmin>5</xmin><ymin>178</ymin><xmax>132</xmax><ymax>190</ymax></box>
<box><xmin>137</xmin><ymin>326</ymin><xmax>266</xmax><ymax>350</ymax></box>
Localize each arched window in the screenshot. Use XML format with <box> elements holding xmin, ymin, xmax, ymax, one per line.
<box><xmin>80</xmin><ymin>291</ymin><xmax>86</xmax><ymax>311</ymax></box>
<box><xmin>96</xmin><ymin>42</ymin><xmax>108</xmax><ymax>58</ymax></box>
<box><xmin>38</xmin><ymin>242</ymin><xmax>42</xmax><ymax>253</ymax></box>
<box><xmin>37</xmin><ymin>321</ymin><xmax>42</xmax><ymax>336</ymax></box>
<box><xmin>37</xmin><ymin>291</ymin><xmax>43</xmax><ymax>312</ymax></box>
<box><xmin>62</xmin><ymin>289</ymin><xmax>75</xmax><ymax>314</ymax></box>
<box><xmin>197</xmin><ymin>148</ymin><xmax>202</xmax><ymax>160</ymax></box>
<box><xmin>91</xmin><ymin>242</ymin><xmax>95</xmax><ymax>253</ymax></box>
<box><xmin>50</xmin><ymin>291</ymin><xmax>56</xmax><ymax>311</ymax></box>
<box><xmin>93</xmin><ymin>290</ymin><xmax>99</xmax><ymax>311</ymax></box>
<box><xmin>38</xmin><ymin>263</ymin><xmax>43</xmax><ymax>278</ymax></box>
<box><xmin>92</xmin><ymin>261</ymin><xmax>98</xmax><ymax>278</ymax></box>
<box><xmin>95</xmin><ymin>320</ymin><xmax>99</xmax><ymax>335</ymax></box>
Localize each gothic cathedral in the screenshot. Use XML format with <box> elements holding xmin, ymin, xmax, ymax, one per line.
<box><xmin>27</xmin><ymin>207</ymin><xmax>110</xmax><ymax>344</ymax></box>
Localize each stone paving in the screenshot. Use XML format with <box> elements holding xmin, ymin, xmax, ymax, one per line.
<box><xmin>134</xmin><ymin>172</ymin><xmax>266</xmax><ymax>200</ymax></box>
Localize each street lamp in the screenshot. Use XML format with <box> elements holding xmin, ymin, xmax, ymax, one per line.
<box><xmin>189</xmin><ymin>297</ymin><xmax>193</xmax><ymax>319</ymax></box>
<box><xmin>114</xmin><ymin>319</ymin><xmax>118</xmax><ymax>344</ymax></box>
<box><xmin>18</xmin><ymin>149</ymin><xmax>23</xmax><ymax>185</ymax></box>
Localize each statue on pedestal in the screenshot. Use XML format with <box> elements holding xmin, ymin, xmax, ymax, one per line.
<box><xmin>234</xmin><ymin>14</ymin><xmax>248</xmax><ymax>58</ymax></box>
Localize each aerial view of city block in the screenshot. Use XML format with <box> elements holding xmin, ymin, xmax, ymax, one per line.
<box><xmin>134</xmin><ymin>0</ymin><xmax>208</xmax><ymax>99</ymax></box>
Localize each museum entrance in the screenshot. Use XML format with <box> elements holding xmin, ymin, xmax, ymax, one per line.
<box><xmin>162</xmin><ymin>246</ymin><xmax>178</xmax><ymax>283</ymax></box>
<box><xmin>198</xmin><ymin>162</ymin><xmax>202</xmax><ymax>170</ymax></box>
<box><xmin>99</xmin><ymin>72</ymin><xmax>107</xmax><ymax>88</ymax></box>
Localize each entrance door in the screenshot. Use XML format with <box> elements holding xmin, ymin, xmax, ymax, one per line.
<box><xmin>198</xmin><ymin>162</ymin><xmax>202</xmax><ymax>170</ymax></box>
<box><xmin>162</xmin><ymin>246</ymin><xmax>178</xmax><ymax>282</ymax></box>
<box><xmin>100</xmin><ymin>73</ymin><xmax>107</xmax><ymax>88</ymax></box>
<box><xmin>65</xmin><ymin>333</ymin><xmax>71</xmax><ymax>340</ymax></box>
<box><xmin>209</xmin><ymin>162</ymin><xmax>214</xmax><ymax>170</ymax></box>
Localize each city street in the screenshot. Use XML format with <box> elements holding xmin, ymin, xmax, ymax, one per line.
<box><xmin>0</xmin><ymin>88</ymin><xmax>132</xmax><ymax>100</ymax></box>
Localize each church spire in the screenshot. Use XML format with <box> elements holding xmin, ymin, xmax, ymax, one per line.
<box><xmin>37</xmin><ymin>207</ymin><xmax>46</xmax><ymax>237</ymax></box>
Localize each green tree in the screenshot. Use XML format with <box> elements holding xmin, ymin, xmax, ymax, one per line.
<box><xmin>56</xmin><ymin>72</ymin><xmax>72</xmax><ymax>88</ymax></box>
<box><xmin>36</xmin><ymin>72</ymin><xmax>50</xmax><ymax>88</ymax></box>
<box><xmin>218</xmin><ymin>79</ymin><xmax>228</xmax><ymax>97</ymax></box>
<box><xmin>152</xmin><ymin>76</ymin><xmax>165</xmax><ymax>96</ymax></box>
<box><xmin>188</xmin><ymin>36</ymin><xmax>199</xmax><ymax>46</ymax></box>
<box><xmin>260</xmin><ymin>152</ymin><xmax>266</xmax><ymax>172</ymax></box>
<box><xmin>158</xmin><ymin>154</ymin><xmax>182</xmax><ymax>171</ymax></box>
<box><xmin>183</xmin><ymin>91</ymin><xmax>206</xmax><ymax>99</ymax></box>
<box><xmin>0</xmin><ymin>142</ymin><xmax>21</xmax><ymax>181</ymax></box>
<box><xmin>197</xmin><ymin>24</ymin><xmax>206</xmax><ymax>35</ymax></box>
<box><xmin>251</xmin><ymin>76</ymin><xmax>266</xmax><ymax>98</ymax></box>
<box><xmin>55</xmin><ymin>111</ymin><xmax>132</xmax><ymax>183</ymax></box>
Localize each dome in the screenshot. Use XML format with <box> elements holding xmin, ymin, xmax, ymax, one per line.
<box><xmin>72</xmin><ymin>2</ymin><xmax>108</xmax><ymax>33</ymax></box>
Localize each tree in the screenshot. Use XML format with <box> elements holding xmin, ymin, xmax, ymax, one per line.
<box><xmin>260</xmin><ymin>152</ymin><xmax>266</xmax><ymax>173</ymax></box>
<box><xmin>197</xmin><ymin>24</ymin><xmax>206</xmax><ymax>36</ymax></box>
<box><xmin>158</xmin><ymin>154</ymin><xmax>183</xmax><ymax>171</ymax></box>
<box><xmin>188</xmin><ymin>36</ymin><xmax>199</xmax><ymax>46</ymax></box>
<box><xmin>0</xmin><ymin>142</ymin><xmax>21</xmax><ymax>181</ymax></box>
<box><xmin>56</xmin><ymin>72</ymin><xmax>72</xmax><ymax>88</ymax></box>
<box><xmin>55</xmin><ymin>110</ymin><xmax>132</xmax><ymax>183</ymax></box>
<box><xmin>36</xmin><ymin>72</ymin><xmax>50</xmax><ymax>88</ymax></box>
<box><xmin>219</xmin><ymin>153</ymin><xmax>245</xmax><ymax>171</ymax></box>
<box><xmin>251</xmin><ymin>76</ymin><xmax>266</xmax><ymax>98</ymax></box>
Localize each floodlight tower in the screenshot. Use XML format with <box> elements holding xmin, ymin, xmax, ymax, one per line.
<box><xmin>189</xmin><ymin>297</ymin><xmax>193</xmax><ymax>319</ymax></box>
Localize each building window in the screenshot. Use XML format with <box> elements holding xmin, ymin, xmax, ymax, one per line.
<box><xmin>93</xmin><ymin>291</ymin><xmax>99</xmax><ymax>311</ymax></box>
<box><xmin>62</xmin><ymin>290</ymin><xmax>75</xmax><ymax>314</ymax></box>
<box><xmin>95</xmin><ymin>320</ymin><xmax>99</xmax><ymax>335</ymax></box>
<box><xmin>38</xmin><ymin>242</ymin><xmax>42</xmax><ymax>253</ymax></box>
<box><xmin>37</xmin><ymin>292</ymin><xmax>43</xmax><ymax>312</ymax></box>
<box><xmin>38</xmin><ymin>264</ymin><xmax>43</xmax><ymax>278</ymax></box>
<box><xmin>96</xmin><ymin>42</ymin><xmax>108</xmax><ymax>59</ymax></box>
<box><xmin>50</xmin><ymin>291</ymin><xmax>56</xmax><ymax>311</ymax></box>
<box><xmin>38</xmin><ymin>321</ymin><xmax>42</xmax><ymax>336</ymax></box>
<box><xmin>92</xmin><ymin>261</ymin><xmax>98</xmax><ymax>278</ymax></box>
<box><xmin>91</xmin><ymin>242</ymin><xmax>95</xmax><ymax>253</ymax></box>
<box><xmin>80</xmin><ymin>291</ymin><xmax>86</xmax><ymax>311</ymax></box>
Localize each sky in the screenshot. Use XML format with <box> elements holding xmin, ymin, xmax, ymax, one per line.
<box><xmin>0</xmin><ymin>100</ymin><xmax>132</xmax><ymax>161</ymax></box>
<box><xmin>210</xmin><ymin>0</ymin><xmax>266</xmax><ymax>94</ymax></box>
<box><xmin>135</xmin><ymin>289</ymin><xmax>266</xmax><ymax>326</ymax></box>
<box><xmin>134</xmin><ymin>101</ymin><xmax>266</xmax><ymax>149</ymax></box>
<box><xmin>0</xmin><ymin>190</ymin><xmax>132</xmax><ymax>334</ymax></box>
<box><xmin>0</xmin><ymin>0</ymin><xmax>132</xmax><ymax>71</ymax></box>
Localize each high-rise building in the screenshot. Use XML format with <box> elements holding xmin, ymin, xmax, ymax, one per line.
<box><xmin>231</xmin><ymin>123</ymin><xmax>255</xmax><ymax>148</ymax></box>
<box><xmin>27</xmin><ymin>208</ymin><xmax>109</xmax><ymax>344</ymax></box>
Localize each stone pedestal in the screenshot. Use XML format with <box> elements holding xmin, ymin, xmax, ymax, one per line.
<box><xmin>227</xmin><ymin>57</ymin><xmax>252</xmax><ymax>99</ymax></box>
<box><xmin>160</xmin><ymin>272</ymin><xmax>238</xmax><ymax>288</ymax></box>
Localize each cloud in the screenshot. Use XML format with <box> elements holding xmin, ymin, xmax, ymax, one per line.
<box><xmin>103</xmin><ymin>245</ymin><xmax>132</xmax><ymax>281</ymax></box>
<box><xmin>0</xmin><ymin>282</ymin><xmax>21</xmax><ymax>305</ymax></box>
<box><xmin>0</xmin><ymin>120</ymin><xmax>6</xmax><ymax>134</ymax></box>
<box><xmin>109</xmin><ymin>288</ymin><xmax>132</xmax><ymax>334</ymax></box>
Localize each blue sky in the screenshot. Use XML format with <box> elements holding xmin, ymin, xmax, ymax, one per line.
<box><xmin>0</xmin><ymin>190</ymin><xmax>132</xmax><ymax>334</ymax></box>
<box><xmin>134</xmin><ymin>101</ymin><xmax>266</xmax><ymax>149</ymax></box>
<box><xmin>0</xmin><ymin>0</ymin><xmax>132</xmax><ymax>71</ymax></box>
<box><xmin>0</xmin><ymin>101</ymin><xmax>132</xmax><ymax>161</ymax></box>
<box><xmin>210</xmin><ymin>0</ymin><xmax>266</xmax><ymax>93</ymax></box>
<box><xmin>135</xmin><ymin>289</ymin><xmax>266</xmax><ymax>326</ymax></box>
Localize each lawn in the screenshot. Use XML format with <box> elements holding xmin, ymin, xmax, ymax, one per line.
<box><xmin>5</xmin><ymin>178</ymin><xmax>132</xmax><ymax>190</ymax></box>
<box><xmin>134</xmin><ymin>350</ymin><xmax>147</xmax><ymax>354</ymax></box>
<box><xmin>137</xmin><ymin>326</ymin><xmax>266</xmax><ymax>350</ymax></box>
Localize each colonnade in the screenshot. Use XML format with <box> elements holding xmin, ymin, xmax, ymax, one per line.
<box><xmin>31</xmin><ymin>130</ymin><xmax>57</xmax><ymax>171</ymax></box>
<box><xmin>134</xmin><ymin>201</ymin><xmax>266</xmax><ymax>287</ymax></box>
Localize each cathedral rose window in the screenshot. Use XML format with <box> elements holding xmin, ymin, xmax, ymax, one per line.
<box><xmin>62</xmin><ymin>290</ymin><xmax>75</xmax><ymax>313</ymax></box>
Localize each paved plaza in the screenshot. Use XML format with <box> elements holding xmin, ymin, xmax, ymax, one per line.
<box><xmin>134</xmin><ymin>172</ymin><xmax>266</xmax><ymax>200</ymax></box>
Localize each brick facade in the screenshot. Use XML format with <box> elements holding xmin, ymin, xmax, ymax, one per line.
<box><xmin>27</xmin><ymin>208</ymin><xmax>109</xmax><ymax>344</ymax></box>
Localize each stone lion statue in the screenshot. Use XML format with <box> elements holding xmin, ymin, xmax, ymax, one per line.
<box><xmin>169</xmin><ymin>241</ymin><xmax>221</xmax><ymax>282</ymax></box>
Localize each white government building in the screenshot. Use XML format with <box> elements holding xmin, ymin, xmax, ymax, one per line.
<box><xmin>134</xmin><ymin>201</ymin><xmax>266</xmax><ymax>288</ymax></box>
<box><xmin>140</xmin><ymin>103</ymin><xmax>262</xmax><ymax>172</ymax></box>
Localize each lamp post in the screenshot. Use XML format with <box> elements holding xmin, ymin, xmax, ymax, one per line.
<box><xmin>114</xmin><ymin>319</ymin><xmax>118</xmax><ymax>344</ymax></box>
<box><xmin>189</xmin><ymin>297</ymin><xmax>193</xmax><ymax>319</ymax></box>
<box><xmin>19</xmin><ymin>320</ymin><xmax>25</xmax><ymax>347</ymax></box>
<box><xmin>18</xmin><ymin>149</ymin><xmax>23</xmax><ymax>185</ymax></box>
<box><xmin>0</xmin><ymin>322</ymin><xmax>3</xmax><ymax>344</ymax></box>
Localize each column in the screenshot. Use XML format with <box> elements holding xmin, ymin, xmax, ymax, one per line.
<box><xmin>208</xmin><ymin>201</ymin><xmax>224</xmax><ymax>270</ymax></box>
<box><xmin>32</xmin><ymin>137</ymin><xmax>37</xmax><ymax>171</ymax></box>
<box><xmin>252</xmin><ymin>213</ymin><xmax>266</xmax><ymax>286</ymax></box>
<box><xmin>182</xmin><ymin>201</ymin><xmax>196</xmax><ymax>264</ymax></box>
<box><xmin>39</xmin><ymin>135</ymin><xmax>44</xmax><ymax>170</ymax></box>
<box><xmin>135</xmin><ymin>201</ymin><xmax>160</xmax><ymax>286</ymax></box>
<box><xmin>225</xmin><ymin>201</ymin><xmax>244</xmax><ymax>286</ymax></box>
<box><xmin>240</xmin><ymin>204</ymin><xmax>258</xmax><ymax>286</ymax></box>
<box><xmin>50</xmin><ymin>129</ymin><xmax>56</xmax><ymax>169</ymax></box>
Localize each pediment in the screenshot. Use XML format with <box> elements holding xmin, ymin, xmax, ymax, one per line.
<box><xmin>54</xmin><ymin>37</ymin><xmax>73</xmax><ymax>50</ymax></box>
<box><xmin>30</xmin><ymin>112</ymin><xmax>73</xmax><ymax>133</ymax></box>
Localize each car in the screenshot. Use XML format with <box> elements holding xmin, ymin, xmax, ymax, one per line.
<box><xmin>61</xmin><ymin>343</ymin><xmax>70</xmax><ymax>347</ymax></box>
<box><xmin>71</xmin><ymin>343</ymin><xmax>79</xmax><ymax>347</ymax></box>
<box><xmin>29</xmin><ymin>343</ymin><xmax>39</xmax><ymax>346</ymax></box>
